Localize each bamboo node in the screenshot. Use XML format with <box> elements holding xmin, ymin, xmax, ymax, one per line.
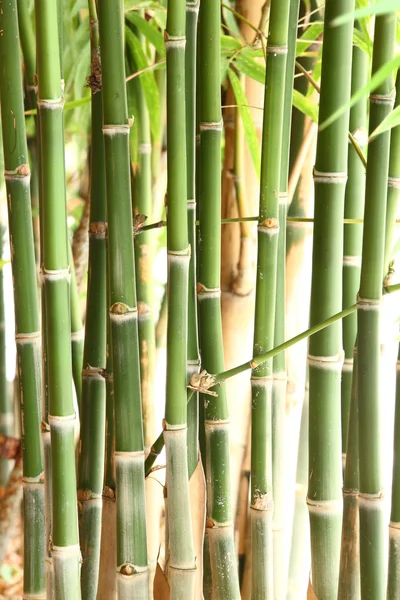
<box><xmin>196</xmin><ymin>282</ymin><xmax>220</xmax><ymax>299</ymax></box>
<box><xmin>388</xmin><ymin>177</ymin><xmax>400</xmax><ymax>189</ymax></box>
<box><xmin>4</xmin><ymin>163</ymin><xmax>30</xmax><ymax>178</ymax></box>
<box><xmin>164</xmin><ymin>32</ymin><xmax>186</xmax><ymax>48</ymax></box>
<box><xmin>369</xmin><ymin>92</ymin><xmax>395</xmax><ymax>105</ymax></box>
<box><xmin>200</xmin><ymin>120</ymin><xmax>223</xmax><ymax>132</ymax></box>
<box><xmin>103</xmin><ymin>486</ymin><xmax>115</xmax><ymax>499</ymax></box>
<box><xmin>133</xmin><ymin>213</ymin><xmax>147</xmax><ymax>233</ymax></box>
<box><xmin>188</xmin><ymin>370</ymin><xmax>217</xmax><ymax>396</ymax></box>
<box><xmin>206</xmin><ymin>517</ymin><xmax>216</xmax><ymax>529</ymax></box>
<box><xmin>266</xmin><ymin>45</ymin><xmax>288</xmax><ymax>55</ymax></box>
<box><xmin>137</xmin><ymin>302</ymin><xmax>153</xmax><ymax>317</ymax></box>
<box><xmin>88</xmin><ymin>221</ymin><xmax>107</xmax><ymax>237</ymax></box>
<box><xmin>252</xmin><ymin>491</ymin><xmax>273</xmax><ymax>511</ymax></box>
<box><xmin>102</xmin><ymin>124</ymin><xmax>130</xmax><ymax>136</ymax></box>
<box><xmin>313</xmin><ymin>168</ymin><xmax>347</xmax><ymax>184</ymax></box>
<box><xmin>307</xmin><ymin>352</ymin><xmax>344</xmax><ymax>370</ymax></box>
<box><xmin>343</xmin><ymin>255</ymin><xmax>362</xmax><ymax>267</ymax></box>
<box><xmin>77</xmin><ymin>489</ymin><xmax>93</xmax><ymax>502</ymax></box>
<box><xmin>356</xmin><ymin>294</ymin><xmax>381</xmax><ymax>310</ymax></box>
<box><xmin>110</xmin><ymin>302</ymin><xmax>136</xmax><ymax>315</ymax></box>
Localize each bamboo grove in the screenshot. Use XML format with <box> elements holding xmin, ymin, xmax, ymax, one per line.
<box><xmin>1</xmin><ymin>0</ymin><xmax>400</xmax><ymax>598</ymax></box>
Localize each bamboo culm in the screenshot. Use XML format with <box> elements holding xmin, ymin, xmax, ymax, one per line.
<box><xmin>97</xmin><ymin>0</ymin><xmax>148</xmax><ymax>596</ymax></box>
<box><xmin>0</xmin><ymin>0</ymin><xmax>45</xmax><ymax>596</ymax></box>
<box><xmin>357</xmin><ymin>13</ymin><xmax>396</xmax><ymax>600</ymax></box>
<box><xmin>307</xmin><ymin>1</ymin><xmax>354</xmax><ymax>597</ymax></box>
<box><xmin>163</xmin><ymin>0</ymin><xmax>197</xmax><ymax>595</ymax></box>
<box><xmin>77</xmin><ymin>2</ymin><xmax>107</xmax><ymax>597</ymax></box>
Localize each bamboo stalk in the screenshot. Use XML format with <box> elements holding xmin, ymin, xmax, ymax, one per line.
<box><xmin>186</xmin><ymin>0</ymin><xmax>200</xmax><ymax>480</ymax></box>
<box><xmin>77</xmin><ymin>3</ymin><xmax>107</xmax><ymax>597</ymax></box>
<box><xmin>163</xmin><ymin>0</ymin><xmax>197</xmax><ymax>595</ymax></box>
<box><xmin>386</xmin><ymin>71</ymin><xmax>400</xmax><ymax>600</ymax></box>
<box><xmin>341</xmin><ymin>30</ymin><xmax>368</xmax><ymax>475</ymax></box>
<box><xmin>35</xmin><ymin>0</ymin><xmax>82</xmax><ymax>595</ymax></box>
<box><xmin>357</xmin><ymin>13</ymin><xmax>396</xmax><ymax>600</ymax></box>
<box><xmin>0</xmin><ymin>1</ymin><xmax>45</xmax><ymax>598</ymax></box>
<box><xmin>0</xmin><ymin>224</ymin><xmax>13</xmax><ymax>489</ymax></box>
<box><xmin>69</xmin><ymin>246</ymin><xmax>84</xmax><ymax>411</ymax></box>
<box><xmin>249</xmin><ymin>0</ymin><xmax>290</xmax><ymax>595</ymax></box>
<box><xmin>338</xmin><ymin>346</ymin><xmax>360</xmax><ymax>599</ymax></box>
<box><xmin>306</xmin><ymin>0</ymin><xmax>354</xmax><ymax>596</ymax></box>
<box><xmin>197</xmin><ymin>0</ymin><xmax>240</xmax><ymax>596</ymax></box>
<box><xmin>97</xmin><ymin>1</ymin><xmax>148</xmax><ymax>596</ymax></box>
<box><xmin>271</xmin><ymin>1</ymin><xmax>300</xmax><ymax>596</ymax></box>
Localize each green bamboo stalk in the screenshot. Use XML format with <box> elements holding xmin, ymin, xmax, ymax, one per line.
<box><xmin>186</xmin><ymin>0</ymin><xmax>200</xmax><ymax>480</ymax></box>
<box><xmin>357</xmin><ymin>13</ymin><xmax>396</xmax><ymax>600</ymax></box>
<box><xmin>97</xmin><ymin>1</ymin><xmax>148</xmax><ymax>596</ymax></box>
<box><xmin>0</xmin><ymin>224</ymin><xmax>13</xmax><ymax>488</ymax></box>
<box><xmin>387</xmin><ymin>342</ymin><xmax>400</xmax><ymax>598</ymax></box>
<box><xmin>0</xmin><ymin>0</ymin><xmax>45</xmax><ymax>597</ymax></box>
<box><xmin>247</xmin><ymin>0</ymin><xmax>290</xmax><ymax>596</ymax></box>
<box><xmin>35</xmin><ymin>0</ymin><xmax>81</xmax><ymax>595</ymax></box>
<box><xmin>163</xmin><ymin>0</ymin><xmax>197</xmax><ymax>595</ymax></box>
<box><xmin>197</xmin><ymin>0</ymin><xmax>239</xmax><ymax>596</ymax></box>
<box><xmin>386</xmin><ymin>73</ymin><xmax>400</xmax><ymax>600</ymax></box>
<box><xmin>97</xmin><ymin>268</ymin><xmax>117</xmax><ymax>600</ymax></box>
<box><xmin>341</xmin><ymin>32</ymin><xmax>368</xmax><ymax>476</ymax></box>
<box><xmin>338</xmin><ymin>346</ymin><xmax>360</xmax><ymax>599</ymax></box>
<box><xmin>383</xmin><ymin>72</ymin><xmax>400</xmax><ymax>278</ymax></box>
<box><xmin>128</xmin><ymin>23</ymin><xmax>157</xmax><ymax>456</ymax></box>
<box><xmin>270</xmin><ymin>1</ymin><xmax>300</xmax><ymax>596</ymax></box>
<box><xmin>70</xmin><ymin>246</ymin><xmax>84</xmax><ymax>411</ymax></box>
<box><xmin>77</xmin><ymin>3</ymin><xmax>107</xmax><ymax>597</ymax></box>
<box><xmin>306</xmin><ymin>1</ymin><xmax>354</xmax><ymax>597</ymax></box>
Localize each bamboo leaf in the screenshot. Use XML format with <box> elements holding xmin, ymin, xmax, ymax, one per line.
<box><xmin>221</xmin><ymin>34</ymin><xmax>242</xmax><ymax>51</ymax></box>
<box><xmin>228</xmin><ymin>68</ymin><xmax>261</xmax><ymax>178</ymax></box>
<box><xmin>222</xmin><ymin>2</ymin><xmax>240</xmax><ymax>36</ymax></box>
<box><xmin>369</xmin><ymin>104</ymin><xmax>400</xmax><ymax>139</ymax></box>
<box><xmin>125</xmin><ymin>11</ymin><xmax>166</xmax><ymax>57</ymax></box>
<box><xmin>125</xmin><ymin>27</ymin><xmax>161</xmax><ymax>140</ymax></box>
<box><xmin>293</xmin><ymin>89</ymin><xmax>318</xmax><ymax>122</ymax></box>
<box><xmin>332</xmin><ymin>0</ymin><xmax>400</xmax><ymax>26</ymax></box>
<box><xmin>234</xmin><ymin>53</ymin><xmax>265</xmax><ymax>84</ymax></box>
<box><xmin>319</xmin><ymin>53</ymin><xmax>400</xmax><ymax>131</ymax></box>
<box><xmin>353</xmin><ymin>26</ymin><xmax>372</xmax><ymax>58</ymax></box>
<box><xmin>296</xmin><ymin>22</ymin><xmax>323</xmax><ymax>56</ymax></box>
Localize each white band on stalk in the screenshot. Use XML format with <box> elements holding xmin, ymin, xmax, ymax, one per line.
<box><xmin>356</xmin><ymin>294</ymin><xmax>381</xmax><ymax>310</ymax></box>
<box><xmin>266</xmin><ymin>45</ymin><xmax>288</xmax><ymax>55</ymax></box>
<box><xmin>15</xmin><ymin>330</ymin><xmax>41</xmax><ymax>345</ymax></box>
<box><xmin>388</xmin><ymin>177</ymin><xmax>400</xmax><ymax>189</ymax></box>
<box><xmin>343</xmin><ymin>255</ymin><xmax>362</xmax><ymax>267</ymax></box>
<box><xmin>102</xmin><ymin>124</ymin><xmax>130</xmax><ymax>136</ymax></box>
<box><xmin>200</xmin><ymin>120</ymin><xmax>223</xmax><ymax>132</ymax></box>
<box><xmin>313</xmin><ymin>169</ymin><xmax>347</xmax><ymax>184</ymax></box>
<box><xmin>42</xmin><ymin>267</ymin><xmax>70</xmax><ymax>282</ymax></box>
<box><xmin>37</xmin><ymin>97</ymin><xmax>64</xmax><ymax>109</ymax></box>
<box><xmin>308</xmin><ymin>352</ymin><xmax>344</xmax><ymax>370</ymax></box>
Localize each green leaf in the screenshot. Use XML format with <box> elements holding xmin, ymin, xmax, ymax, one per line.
<box><xmin>125</xmin><ymin>11</ymin><xmax>166</xmax><ymax>57</ymax></box>
<box><xmin>293</xmin><ymin>89</ymin><xmax>318</xmax><ymax>122</ymax></box>
<box><xmin>296</xmin><ymin>22</ymin><xmax>323</xmax><ymax>56</ymax></box>
<box><xmin>353</xmin><ymin>26</ymin><xmax>372</xmax><ymax>58</ymax></box>
<box><xmin>332</xmin><ymin>0</ymin><xmax>400</xmax><ymax>26</ymax></box>
<box><xmin>222</xmin><ymin>3</ymin><xmax>241</xmax><ymax>36</ymax></box>
<box><xmin>370</xmin><ymin>104</ymin><xmax>400</xmax><ymax>139</ymax></box>
<box><xmin>221</xmin><ymin>34</ymin><xmax>242</xmax><ymax>51</ymax></box>
<box><xmin>320</xmin><ymin>53</ymin><xmax>400</xmax><ymax>131</ymax></box>
<box><xmin>125</xmin><ymin>27</ymin><xmax>161</xmax><ymax>141</ymax></box>
<box><xmin>228</xmin><ymin>68</ymin><xmax>261</xmax><ymax>178</ymax></box>
<box><xmin>234</xmin><ymin>53</ymin><xmax>265</xmax><ymax>84</ymax></box>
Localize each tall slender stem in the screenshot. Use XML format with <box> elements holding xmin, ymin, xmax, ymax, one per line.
<box><xmin>186</xmin><ymin>0</ymin><xmax>200</xmax><ymax>479</ymax></box>
<box><xmin>197</xmin><ymin>0</ymin><xmax>240</xmax><ymax>596</ymax></box>
<box><xmin>249</xmin><ymin>0</ymin><xmax>290</xmax><ymax>596</ymax></box>
<box><xmin>163</xmin><ymin>0</ymin><xmax>197</xmax><ymax>595</ymax></box>
<box><xmin>341</xmin><ymin>29</ymin><xmax>368</xmax><ymax>473</ymax></box>
<box><xmin>97</xmin><ymin>1</ymin><xmax>148</xmax><ymax>596</ymax></box>
<box><xmin>357</xmin><ymin>13</ymin><xmax>396</xmax><ymax>600</ymax></box>
<box><xmin>0</xmin><ymin>1</ymin><xmax>45</xmax><ymax>597</ymax></box>
<box><xmin>78</xmin><ymin>2</ymin><xmax>107</xmax><ymax>597</ymax></box>
<box><xmin>306</xmin><ymin>1</ymin><xmax>354</xmax><ymax>597</ymax></box>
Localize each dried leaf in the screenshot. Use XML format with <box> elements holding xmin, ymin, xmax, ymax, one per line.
<box><xmin>153</xmin><ymin>562</ymin><xmax>170</xmax><ymax>599</ymax></box>
<box><xmin>307</xmin><ymin>577</ymin><xmax>318</xmax><ymax>599</ymax></box>
<box><xmin>190</xmin><ymin>459</ymin><xmax>206</xmax><ymax>599</ymax></box>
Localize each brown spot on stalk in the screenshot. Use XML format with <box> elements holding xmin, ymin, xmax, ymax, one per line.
<box><xmin>262</xmin><ymin>217</ymin><xmax>278</xmax><ymax>229</ymax></box>
<box><xmin>103</xmin><ymin>486</ymin><xmax>115</xmax><ymax>500</ymax></box>
<box><xmin>89</xmin><ymin>221</ymin><xmax>107</xmax><ymax>234</ymax></box>
<box><xmin>86</xmin><ymin>47</ymin><xmax>102</xmax><ymax>93</ymax></box>
<box><xmin>77</xmin><ymin>489</ymin><xmax>92</xmax><ymax>502</ymax></box>
<box><xmin>120</xmin><ymin>564</ymin><xmax>134</xmax><ymax>576</ymax></box>
<box><xmin>253</xmin><ymin>491</ymin><xmax>273</xmax><ymax>511</ymax></box>
<box><xmin>18</xmin><ymin>163</ymin><xmax>30</xmax><ymax>176</ymax></box>
<box><xmin>111</xmin><ymin>302</ymin><xmax>129</xmax><ymax>314</ymax></box>
<box><xmin>206</xmin><ymin>517</ymin><xmax>216</xmax><ymax>529</ymax></box>
<box><xmin>133</xmin><ymin>213</ymin><xmax>147</xmax><ymax>233</ymax></box>
<box><xmin>250</xmin><ymin>360</ymin><xmax>257</xmax><ymax>369</ymax></box>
